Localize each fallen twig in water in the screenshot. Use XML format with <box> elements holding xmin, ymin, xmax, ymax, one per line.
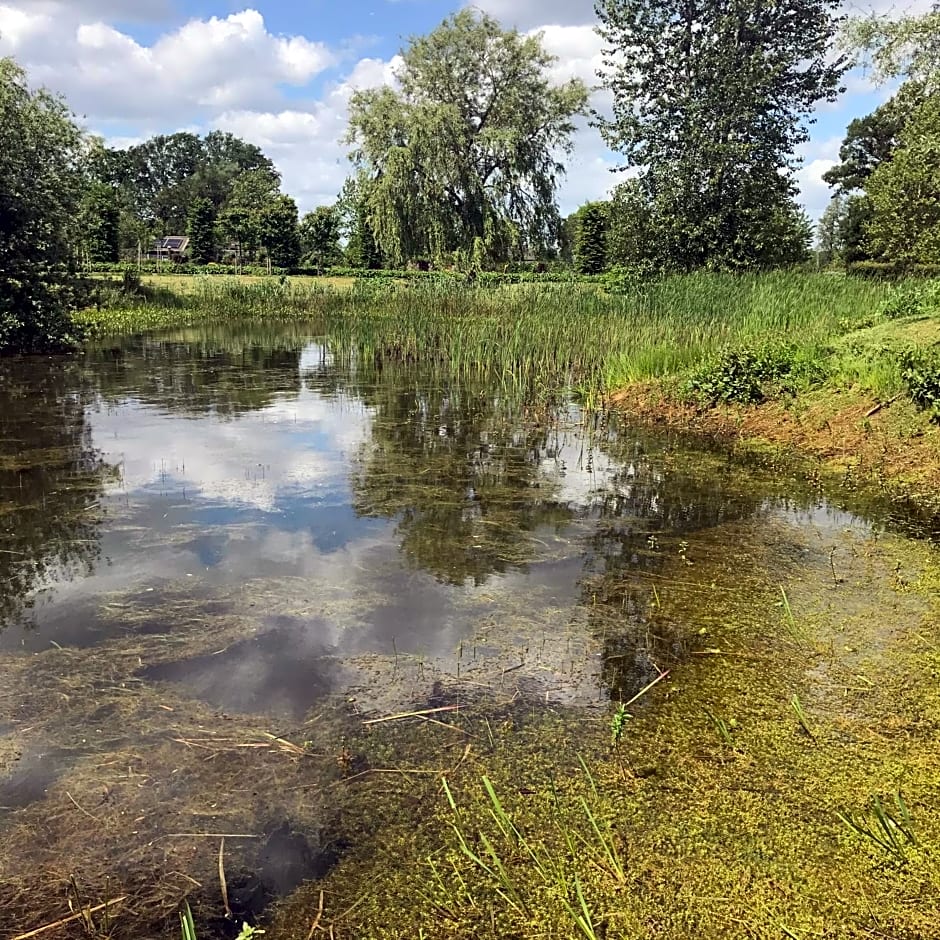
<box><xmin>330</xmin><ymin>768</ymin><xmax>442</xmax><ymax>788</ymax></box>
<box><xmin>12</xmin><ymin>898</ymin><xmax>127</xmax><ymax>940</ymax></box>
<box><xmin>219</xmin><ymin>837</ymin><xmax>232</xmax><ymax>920</ymax></box>
<box><xmin>363</xmin><ymin>705</ymin><xmax>461</xmax><ymax>725</ymax></box>
<box><xmin>165</xmin><ymin>832</ymin><xmax>260</xmax><ymax>839</ymax></box>
<box><xmin>305</xmin><ymin>890</ymin><xmax>325</xmax><ymax>940</ymax></box>
<box><xmin>65</xmin><ymin>791</ymin><xmax>100</xmax><ymax>822</ymax></box>
<box><xmin>623</xmin><ymin>670</ymin><xmax>670</xmax><ymax>709</ymax></box>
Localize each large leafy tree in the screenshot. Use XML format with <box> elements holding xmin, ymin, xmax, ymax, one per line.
<box><xmin>607</xmin><ymin>180</ymin><xmax>655</xmax><ymax>268</ymax></box>
<box><xmin>80</xmin><ymin>183</ymin><xmax>121</xmax><ymax>264</ymax></box>
<box><xmin>596</xmin><ymin>0</ymin><xmax>847</xmax><ymax>269</ymax></box>
<box><xmin>218</xmin><ymin>169</ymin><xmax>281</xmax><ymax>262</ymax></box>
<box><xmin>815</xmin><ymin>192</ymin><xmax>847</xmax><ymax>264</ymax></box>
<box><xmin>573</xmin><ymin>202</ymin><xmax>610</xmax><ymax>275</ymax></box>
<box><xmin>346</xmin><ymin>10</ymin><xmax>587</xmax><ymax>266</ymax></box>
<box><xmin>840</xmin><ymin>7</ymin><xmax>940</xmax><ymax>265</ymax></box>
<box><xmin>186</xmin><ymin>197</ymin><xmax>217</xmax><ymax>265</ymax></box>
<box><xmin>336</xmin><ymin>176</ymin><xmax>383</xmax><ymax>269</ymax></box>
<box><xmin>0</xmin><ymin>58</ymin><xmax>87</xmax><ymax>352</ymax></box>
<box><xmin>299</xmin><ymin>206</ymin><xmax>342</xmax><ymax>271</ymax></box>
<box><xmin>864</xmin><ymin>94</ymin><xmax>940</xmax><ymax>265</ymax></box>
<box><xmin>822</xmin><ymin>90</ymin><xmax>918</xmax><ymax>194</ymax></box>
<box><xmin>259</xmin><ymin>194</ymin><xmax>301</xmax><ymax>268</ymax></box>
<box><xmin>820</xmin><ymin>88</ymin><xmax>922</xmax><ymax>263</ymax></box>
<box><xmin>844</xmin><ymin>5</ymin><xmax>940</xmax><ymax>92</ymax></box>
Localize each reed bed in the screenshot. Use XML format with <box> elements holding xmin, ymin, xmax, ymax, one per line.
<box><xmin>77</xmin><ymin>272</ymin><xmax>894</xmax><ymax>398</ymax></box>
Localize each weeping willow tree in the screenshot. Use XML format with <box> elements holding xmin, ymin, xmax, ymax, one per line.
<box><xmin>345</xmin><ymin>11</ymin><xmax>588</xmax><ymax>267</ymax></box>
<box><xmin>843</xmin><ymin>4</ymin><xmax>940</xmax><ymax>92</ymax></box>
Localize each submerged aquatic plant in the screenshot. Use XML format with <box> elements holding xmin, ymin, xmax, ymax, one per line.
<box><xmin>440</xmin><ymin>763</ymin><xmax>627</xmax><ymax>940</ymax></box>
<box><xmin>179</xmin><ymin>902</ymin><xmax>265</xmax><ymax>940</ymax></box>
<box><xmin>837</xmin><ymin>793</ymin><xmax>916</xmax><ymax>864</ymax></box>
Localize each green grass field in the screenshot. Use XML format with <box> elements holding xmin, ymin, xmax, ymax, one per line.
<box><xmin>90</xmin><ymin>272</ymin><xmax>358</xmax><ymax>293</ymax></box>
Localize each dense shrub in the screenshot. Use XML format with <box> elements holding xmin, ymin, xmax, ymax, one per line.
<box><xmin>881</xmin><ymin>279</ymin><xmax>940</xmax><ymax>319</ymax></box>
<box><xmin>847</xmin><ymin>262</ymin><xmax>940</xmax><ymax>279</ymax></box>
<box><xmin>602</xmin><ymin>263</ymin><xmax>662</xmax><ymax>294</ymax></box>
<box><xmin>899</xmin><ymin>347</ymin><xmax>940</xmax><ymax>421</ymax></box>
<box><xmin>684</xmin><ymin>343</ymin><xmax>818</xmax><ymax>405</ymax></box>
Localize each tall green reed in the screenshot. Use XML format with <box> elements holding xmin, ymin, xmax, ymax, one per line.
<box><xmin>79</xmin><ymin>272</ymin><xmax>893</xmax><ymax>400</ymax></box>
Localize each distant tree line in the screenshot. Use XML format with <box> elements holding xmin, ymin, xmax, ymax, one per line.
<box><xmin>815</xmin><ymin>7</ymin><xmax>940</xmax><ymax>268</ymax></box>
<box><xmin>80</xmin><ymin>131</ymin><xmax>304</xmax><ymax>268</ymax></box>
<box><xmin>3</xmin><ymin>3</ymin><xmax>939</xmax><ymax>353</ymax></box>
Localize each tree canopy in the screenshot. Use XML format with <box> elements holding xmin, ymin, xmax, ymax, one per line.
<box><xmin>832</xmin><ymin>8</ymin><xmax>940</xmax><ymax>265</ymax></box>
<box><xmin>822</xmin><ymin>90</ymin><xmax>918</xmax><ymax>195</ymax></box>
<box><xmin>90</xmin><ymin>130</ymin><xmax>277</xmax><ymax>233</ymax></box>
<box><xmin>818</xmin><ymin>85</ymin><xmax>924</xmax><ymax>264</ymax></box>
<box><xmin>572</xmin><ymin>202</ymin><xmax>610</xmax><ymax>275</ymax></box>
<box><xmin>864</xmin><ymin>94</ymin><xmax>940</xmax><ymax>264</ymax></box>
<box><xmin>299</xmin><ymin>206</ymin><xmax>342</xmax><ymax>270</ymax></box>
<box><xmin>0</xmin><ymin>57</ymin><xmax>87</xmax><ymax>352</ymax></box>
<box><xmin>346</xmin><ymin>10</ymin><xmax>587</xmax><ymax>266</ymax></box>
<box><xmin>843</xmin><ymin>6</ymin><xmax>940</xmax><ymax>91</ymax></box>
<box><xmin>596</xmin><ymin>0</ymin><xmax>846</xmax><ymax>269</ymax></box>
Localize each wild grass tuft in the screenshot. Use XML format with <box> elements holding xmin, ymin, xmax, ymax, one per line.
<box><xmin>837</xmin><ymin>793</ymin><xmax>916</xmax><ymax>864</ymax></box>
<box><xmin>790</xmin><ymin>694</ymin><xmax>816</xmax><ymax>742</ymax></box>
<box><xmin>440</xmin><ymin>762</ymin><xmax>629</xmax><ymax>940</ymax></box>
<box><xmin>179</xmin><ymin>900</ymin><xmax>265</xmax><ymax>940</ymax></box>
<box><xmin>704</xmin><ymin>708</ymin><xmax>736</xmax><ymax>748</ymax></box>
<box><xmin>179</xmin><ymin>902</ymin><xmax>197</xmax><ymax>940</ymax></box>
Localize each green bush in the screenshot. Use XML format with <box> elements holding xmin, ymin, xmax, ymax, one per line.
<box><xmin>899</xmin><ymin>347</ymin><xmax>940</xmax><ymax>421</ymax></box>
<box><xmin>847</xmin><ymin>262</ymin><xmax>940</xmax><ymax>279</ymax></box>
<box><xmin>602</xmin><ymin>263</ymin><xmax>662</xmax><ymax>294</ymax></box>
<box><xmin>684</xmin><ymin>343</ymin><xmax>817</xmax><ymax>405</ymax></box>
<box><xmin>882</xmin><ymin>279</ymin><xmax>940</xmax><ymax>319</ymax></box>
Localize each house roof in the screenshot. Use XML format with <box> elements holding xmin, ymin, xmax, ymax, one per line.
<box><xmin>150</xmin><ymin>236</ymin><xmax>190</xmax><ymax>251</ymax></box>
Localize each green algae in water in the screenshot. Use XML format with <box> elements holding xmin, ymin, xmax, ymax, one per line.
<box><xmin>1</xmin><ymin>324</ymin><xmax>939</xmax><ymax>939</ymax></box>
<box><xmin>271</xmin><ymin>518</ymin><xmax>940</xmax><ymax>940</ymax></box>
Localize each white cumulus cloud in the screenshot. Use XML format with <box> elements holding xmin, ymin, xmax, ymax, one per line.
<box><xmin>0</xmin><ymin>6</ymin><xmax>336</xmax><ymax>123</ymax></box>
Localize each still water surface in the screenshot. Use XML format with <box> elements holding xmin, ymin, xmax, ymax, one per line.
<box><xmin>0</xmin><ymin>324</ymin><xmax>920</xmax><ymax>933</ymax></box>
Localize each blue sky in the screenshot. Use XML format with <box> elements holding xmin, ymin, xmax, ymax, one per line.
<box><xmin>0</xmin><ymin>0</ymin><xmax>930</xmax><ymax>222</ymax></box>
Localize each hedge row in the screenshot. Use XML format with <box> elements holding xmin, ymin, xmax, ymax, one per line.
<box><xmin>85</xmin><ymin>261</ymin><xmax>607</xmax><ymax>285</ymax></box>
<box><xmin>847</xmin><ymin>262</ymin><xmax>940</xmax><ymax>279</ymax></box>
<box><xmin>85</xmin><ymin>261</ymin><xmax>292</xmax><ymax>277</ymax></box>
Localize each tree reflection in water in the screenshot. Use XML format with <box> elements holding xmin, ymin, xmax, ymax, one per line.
<box><xmin>0</xmin><ymin>359</ymin><xmax>112</xmax><ymax>629</ymax></box>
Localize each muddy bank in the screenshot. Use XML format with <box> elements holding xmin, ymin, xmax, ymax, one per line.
<box><xmin>610</xmin><ymin>381</ymin><xmax>940</xmax><ymax>531</ymax></box>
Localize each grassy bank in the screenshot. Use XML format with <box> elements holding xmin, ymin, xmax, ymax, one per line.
<box><xmin>78</xmin><ymin>270</ymin><xmax>893</xmax><ymax>389</ymax></box>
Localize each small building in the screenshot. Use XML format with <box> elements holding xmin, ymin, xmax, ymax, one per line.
<box><xmin>146</xmin><ymin>236</ymin><xmax>190</xmax><ymax>262</ymax></box>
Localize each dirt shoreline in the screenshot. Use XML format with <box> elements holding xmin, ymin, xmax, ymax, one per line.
<box><xmin>610</xmin><ymin>381</ymin><xmax>940</xmax><ymax>529</ymax></box>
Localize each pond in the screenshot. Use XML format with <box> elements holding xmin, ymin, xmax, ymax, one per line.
<box><xmin>1</xmin><ymin>323</ymin><xmax>938</xmax><ymax>939</ymax></box>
